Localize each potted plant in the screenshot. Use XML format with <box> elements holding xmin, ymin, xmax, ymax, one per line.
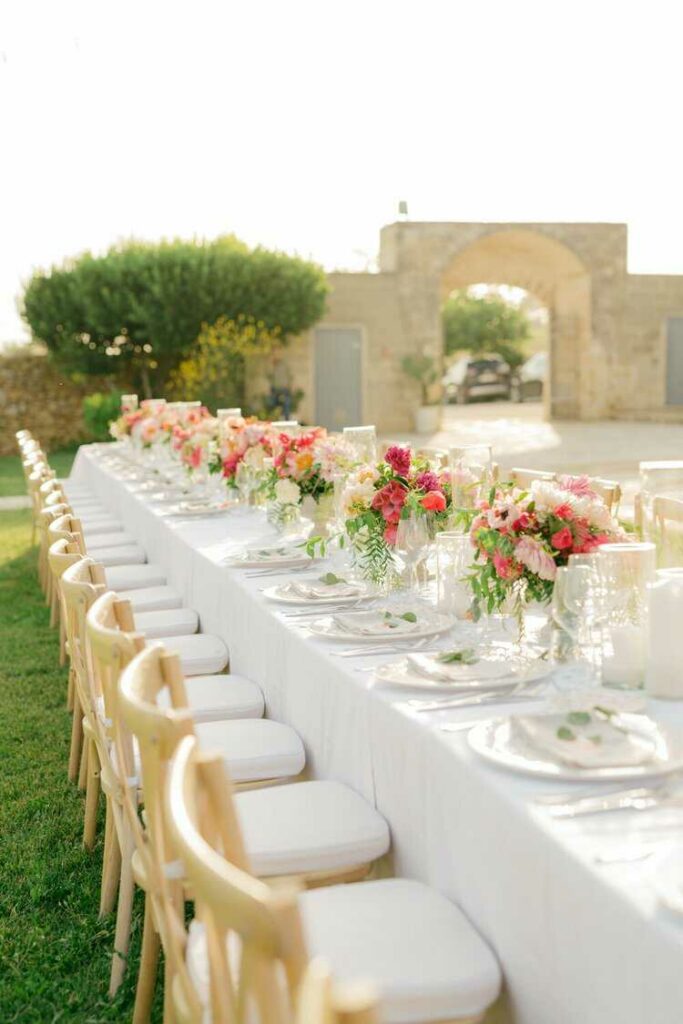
<box><xmin>401</xmin><ymin>354</ymin><xmax>441</xmax><ymax>434</ymax></box>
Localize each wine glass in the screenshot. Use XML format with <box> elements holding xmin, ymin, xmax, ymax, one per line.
<box><xmin>448</xmin><ymin>445</ymin><xmax>493</xmax><ymax>519</ymax></box>
<box><xmin>395</xmin><ymin>513</ymin><xmax>431</xmax><ymax>592</ymax></box>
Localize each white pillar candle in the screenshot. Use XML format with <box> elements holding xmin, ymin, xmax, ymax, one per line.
<box><xmin>602</xmin><ymin>624</ymin><xmax>646</xmax><ymax>689</ymax></box>
<box><xmin>646</xmin><ymin>575</ymin><xmax>683</xmax><ymax>698</ymax></box>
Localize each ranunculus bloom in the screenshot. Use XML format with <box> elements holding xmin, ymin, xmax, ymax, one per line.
<box><xmin>492</xmin><ymin>550</ymin><xmax>521</xmax><ymax>581</ymax></box>
<box><xmin>384</xmin><ymin>445</ymin><xmax>411</xmax><ymax>477</ymax></box>
<box><xmin>415</xmin><ymin>470</ymin><xmax>441</xmax><ymax>493</ymax></box>
<box><xmin>515</xmin><ymin>536</ymin><xmax>557</xmax><ymax>581</ymax></box>
<box><xmin>421</xmin><ymin>490</ymin><xmax>447</xmax><ymax>512</ymax></box>
<box><xmin>551</xmin><ymin>526</ymin><xmax>574</xmax><ymax>550</ymax></box>
<box><xmin>371</xmin><ymin>480</ymin><xmax>408</xmax><ymax>524</ymax></box>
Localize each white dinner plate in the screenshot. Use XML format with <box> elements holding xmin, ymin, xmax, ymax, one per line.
<box><xmin>226</xmin><ymin>547</ymin><xmax>313</xmax><ymax>570</ymax></box>
<box><xmin>263</xmin><ymin>582</ymin><xmax>373</xmax><ymax>606</ymax></box>
<box><xmin>468</xmin><ymin>716</ymin><xmax>683</xmax><ymax>782</ymax></box>
<box><xmin>373</xmin><ymin>656</ymin><xmax>551</xmax><ymax>692</ymax></box>
<box><xmin>307</xmin><ymin>610</ymin><xmax>453</xmax><ymax>643</ymax></box>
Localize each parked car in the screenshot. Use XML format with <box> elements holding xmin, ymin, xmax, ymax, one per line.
<box><xmin>442</xmin><ymin>355</ymin><xmax>512</xmax><ymax>404</ymax></box>
<box><xmin>510</xmin><ymin>351</ymin><xmax>548</xmax><ymax>402</ymax></box>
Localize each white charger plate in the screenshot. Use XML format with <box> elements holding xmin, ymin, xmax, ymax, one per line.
<box><xmin>308</xmin><ymin>610</ymin><xmax>453</xmax><ymax>643</ymax></box>
<box><xmin>263</xmin><ymin>582</ymin><xmax>372</xmax><ymax>606</ymax></box>
<box><xmin>373</xmin><ymin>657</ymin><xmax>551</xmax><ymax>693</ymax></box>
<box><xmin>468</xmin><ymin>716</ymin><xmax>683</xmax><ymax>782</ymax></box>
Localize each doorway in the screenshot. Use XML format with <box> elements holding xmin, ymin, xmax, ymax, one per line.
<box><xmin>314</xmin><ymin>327</ymin><xmax>363</xmax><ymax>430</ymax></box>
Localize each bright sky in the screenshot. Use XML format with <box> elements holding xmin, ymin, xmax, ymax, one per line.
<box><xmin>2</xmin><ymin>0</ymin><xmax>682</xmax><ymax>343</ymax></box>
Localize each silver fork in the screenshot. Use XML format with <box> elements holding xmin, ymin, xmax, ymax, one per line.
<box><xmin>332</xmin><ymin>637</ymin><xmax>441</xmax><ymax>659</ymax></box>
<box><xmin>410</xmin><ymin>681</ymin><xmax>547</xmax><ymax>713</ymax></box>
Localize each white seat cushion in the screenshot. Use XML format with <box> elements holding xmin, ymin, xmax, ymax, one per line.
<box><xmin>185</xmin><ymin>879</ymin><xmax>501</xmax><ymax>1023</ymax></box>
<box><xmin>161</xmin><ymin>634</ymin><xmax>229</xmax><ymax>675</ymax></box>
<box><xmin>234</xmin><ymin>780</ymin><xmax>390</xmax><ymax>877</ymax></box>
<box><xmin>105</xmin><ymin>564</ymin><xmax>167</xmax><ymax>590</ymax></box>
<box><xmin>134</xmin><ymin>607</ymin><xmax>199</xmax><ymax>638</ymax></box>
<box><xmin>89</xmin><ymin>544</ymin><xmax>146</xmax><ymax>566</ymax></box>
<box><xmin>195</xmin><ymin>719</ymin><xmax>305</xmax><ymax>782</ymax></box>
<box><xmin>157</xmin><ymin>674</ymin><xmax>264</xmax><ymax>722</ymax></box>
<box><xmin>300</xmin><ymin>879</ymin><xmax>501</xmax><ymax>1023</ymax></box>
<box><xmin>71</xmin><ymin>501</ymin><xmax>108</xmax><ymax>515</ymax></box>
<box><xmin>81</xmin><ymin>517</ymin><xmax>125</xmax><ymax>536</ymax></box>
<box><xmin>85</xmin><ymin>530</ymin><xmax>137</xmax><ymax>550</ymax></box>
<box><xmin>123</xmin><ymin>585</ymin><xmax>184</xmax><ymax>612</ymax></box>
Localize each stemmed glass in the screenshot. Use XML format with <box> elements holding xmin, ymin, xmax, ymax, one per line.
<box><xmin>343</xmin><ymin>425</ymin><xmax>377</xmax><ymax>464</ymax></box>
<box><xmin>395</xmin><ymin>513</ymin><xmax>431</xmax><ymax>593</ymax></box>
<box><xmin>448</xmin><ymin>445</ymin><xmax>493</xmax><ymax>522</ymax></box>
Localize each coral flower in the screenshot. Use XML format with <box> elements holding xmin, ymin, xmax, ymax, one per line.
<box><xmin>551</xmin><ymin>526</ymin><xmax>574</xmax><ymax>550</ymax></box>
<box><xmin>421</xmin><ymin>490</ymin><xmax>447</xmax><ymax>512</ymax></box>
<box><xmin>492</xmin><ymin>550</ymin><xmax>521</xmax><ymax>581</ymax></box>
<box><xmin>371</xmin><ymin>480</ymin><xmax>408</xmax><ymax>524</ymax></box>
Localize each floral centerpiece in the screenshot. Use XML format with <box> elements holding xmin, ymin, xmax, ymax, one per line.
<box><xmin>467</xmin><ymin>474</ymin><xmax>626</xmax><ymax>619</ymax></box>
<box><xmin>267</xmin><ymin>429</ymin><xmax>356</xmax><ymax>529</ymax></box>
<box><xmin>336</xmin><ymin>444</ymin><xmax>452</xmax><ymax>583</ymax></box>
<box><xmin>210</xmin><ymin>416</ymin><xmax>273</xmax><ymax>489</ymax></box>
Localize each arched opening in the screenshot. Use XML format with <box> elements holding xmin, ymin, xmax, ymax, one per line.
<box><xmin>438</xmin><ymin>228</ymin><xmax>591</xmax><ymax>419</ymax></box>
<box><xmin>442</xmin><ymin>282</ymin><xmax>549</xmax><ymax>408</ymax></box>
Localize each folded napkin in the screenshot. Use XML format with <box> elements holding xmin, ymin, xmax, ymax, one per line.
<box><xmin>290</xmin><ymin>580</ymin><xmax>361</xmax><ymax>600</ymax></box>
<box><xmin>244</xmin><ymin>546</ymin><xmax>295</xmax><ymax>562</ymax></box>
<box><xmin>332</xmin><ymin>610</ymin><xmax>420</xmax><ymax>636</ymax></box>
<box><xmin>407</xmin><ymin>653</ymin><xmax>511</xmax><ymax>684</ymax></box>
<box><xmin>513</xmin><ymin>710</ymin><xmax>656</xmax><ymax>769</ymax></box>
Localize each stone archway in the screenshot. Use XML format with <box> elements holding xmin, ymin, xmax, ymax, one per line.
<box><xmin>439</xmin><ymin>229</ymin><xmax>590</xmax><ymax>419</ymax></box>
<box><xmin>379</xmin><ymin>222</ymin><xmax>615</xmax><ymax>422</ymax></box>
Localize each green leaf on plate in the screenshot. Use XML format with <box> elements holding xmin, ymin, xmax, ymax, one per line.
<box><xmin>399</xmin><ymin>611</ymin><xmax>417</xmax><ymax>623</ymax></box>
<box><xmin>567</xmin><ymin>711</ymin><xmax>591</xmax><ymax>726</ymax></box>
<box><xmin>436</xmin><ymin>648</ymin><xmax>479</xmax><ymax>665</ymax></box>
<box><xmin>556</xmin><ymin>726</ymin><xmax>576</xmax><ymax>741</ymax></box>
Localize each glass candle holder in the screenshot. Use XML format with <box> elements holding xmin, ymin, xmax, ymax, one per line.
<box><xmin>343</xmin><ymin>425</ymin><xmax>377</xmax><ymax>464</ymax></box>
<box><xmin>597</xmin><ymin>542</ymin><xmax>656</xmax><ymax>689</ymax></box>
<box><xmin>435</xmin><ymin>532</ymin><xmax>475</xmax><ymax>618</ymax></box>
<box><xmin>639</xmin><ymin>460</ymin><xmax>683</xmax><ymax>542</ymax></box>
<box><xmin>448</xmin><ymin>444</ymin><xmax>493</xmax><ymax>512</ymax></box>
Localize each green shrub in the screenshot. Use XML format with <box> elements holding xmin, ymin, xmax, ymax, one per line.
<box><xmin>22</xmin><ymin>236</ymin><xmax>329</xmax><ymax>395</ymax></box>
<box><xmin>82</xmin><ymin>391</ymin><xmax>122</xmax><ymax>441</ymax></box>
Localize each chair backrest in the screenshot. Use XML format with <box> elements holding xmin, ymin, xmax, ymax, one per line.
<box><xmin>60</xmin><ymin>557</ymin><xmax>107</xmax><ymax>721</ymax></box>
<box><xmin>507</xmin><ymin>467</ymin><xmax>622</xmax><ymax>513</ymax></box>
<box><xmin>117</xmin><ymin>644</ymin><xmax>205</xmax><ymax>1022</ymax></box>
<box><xmin>47</xmin><ymin>537</ymin><xmax>84</xmax><ymax>618</ymax></box>
<box><xmin>166</xmin><ymin>728</ymin><xmax>305</xmax><ymax>1024</ymax></box>
<box><xmin>296</xmin><ymin>962</ymin><xmax>379</xmax><ymax>1024</ymax></box>
<box><xmin>653</xmin><ymin>495</ymin><xmax>683</xmax><ymax>568</ymax></box>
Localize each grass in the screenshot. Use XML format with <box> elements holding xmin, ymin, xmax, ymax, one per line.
<box><xmin>0</xmin><ymin>509</ymin><xmax>161</xmax><ymax>1022</ymax></box>
<box><xmin>0</xmin><ymin>449</ymin><xmax>78</xmax><ymax>498</ymax></box>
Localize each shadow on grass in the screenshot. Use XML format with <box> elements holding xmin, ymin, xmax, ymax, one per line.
<box><xmin>0</xmin><ymin>511</ymin><xmax>162</xmax><ymax>1022</ymax></box>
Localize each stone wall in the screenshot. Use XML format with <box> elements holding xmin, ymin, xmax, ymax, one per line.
<box><xmin>0</xmin><ymin>350</ymin><xmax>108</xmax><ymax>455</ymax></box>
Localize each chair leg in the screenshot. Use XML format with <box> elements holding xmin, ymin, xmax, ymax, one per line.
<box><xmin>58</xmin><ymin>615</ymin><xmax>66</xmax><ymax>664</ymax></box>
<box><xmin>162</xmin><ymin>954</ymin><xmax>176</xmax><ymax>1024</ymax></box>
<box><xmin>83</xmin><ymin>740</ymin><xmax>101</xmax><ymax>850</ymax></box>
<box><xmin>68</xmin><ymin>699</ymin><xmax>83</xmax><ymax>784</ymax></box>
<box><xmin>132</xmin><ymin>893</ymin><xmax>161</xmax><ymax>1024</ymax></box>
<box><xmin>66</xmin><ymin>665</ymin><xmax>74</xmax><ymax>712</ymax></box>
<box><xmin>109</xmin><ymin>845</ymin><xmax>136</xmax><ymax>997</ymax></box>
<box><xmin>77</xmin><ymin>725</ymin><xmax>89</xmax><ymax>790</ymax></box>
<box><xmin>49</xmin><ymin>586</ymin><xmax>58</xmax><ymax>628</ymax></box>
<box><xmin>100</xmin><ymin>801</ymin><xmax>122</xmax><ymax>917</ymax></box>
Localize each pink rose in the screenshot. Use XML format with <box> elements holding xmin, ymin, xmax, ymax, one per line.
<box><xmin>492</xmin><ymin>550</ymin><xmax>521</xmax><ymax>581</ymax></box>
<box><xmin>384</xmin><ymin>445</ymin><xmax>412</xmax><ymax>477</ymax></box>
<box><xmin>551</xmin><ymin>526</ymin><xmax>574</xmax><ymax>551</ymax></box>
<box><xmin>421</xmin><ymin>490</ymin><xmax>447</xmax><ymax>512</ymax></box>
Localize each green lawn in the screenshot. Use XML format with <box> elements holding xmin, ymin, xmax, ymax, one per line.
<box><xmin>0</xmin><ymin>510</ymin><xmax>161</xmax><ymax>1022</ymax></box>
<box><xmin>0</xmin><ymin>448</ymin><xmax>78</xmax><ymax>498</ymax></box>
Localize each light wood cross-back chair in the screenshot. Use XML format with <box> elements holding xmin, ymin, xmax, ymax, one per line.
<box><xmin>653</xmin><ymin>495</ymin><xmax>683</xmax><ymax>568</ymax></box>
<box><xmin>507</xmin><ymin>467</ymin><xmax>622</xmax><ymax>514</ymax></box>
<box><xmin>162</xmin><ymin>723</ymin><xmax>500</xmax><ymax>1024</ymax></box>
<box><xmin>296</xmin><ymin>962</ymin><xmax>379</xmax><ymax>1024</ymax></box>
<box><xmin>47</xmin><ymin>537</ymin><xmax>85</xmax><ymax>703</ymax></box>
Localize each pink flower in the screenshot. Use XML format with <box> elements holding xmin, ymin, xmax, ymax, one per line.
<box><xmin>558</xmin><ymin>475</ymin><xmax>596</xmax><ymax>499</ymax></box>
<box><xmin>421</xmin><ymin>490</ymin><xmax>447</xmax><ymax>512</ymax></box>
<box><xmin>551</xmin><ymin>526</ymin><xmax>574</xmax><ymax>551</ymax></box>
<box><xmin>515</xmin><ymin>536</ymin><xmax>557</xmax><ymax>581</ymax></box>
<box><xmin>492</xmin><ymin>550</ymin><xmax>521</xmax><ymax>581</ymax></box>
<box><xmin>415</xmin><ymin>470</ymin><xmax>441</xmax><ymax>493</ymax></box>
<box><xmin>371</xmin><ymin>480</ymin><xmax>408</xmax><ymax>524</ymax></box>
<box><xmin>383</xmin><ymin>522</ymin><xmax>398</xmax><ymax>545</ymax></box>
<box><xmin>384</xmin><ymin>445</ymin><xmax>411</xmax><ymax>477</ymax></box>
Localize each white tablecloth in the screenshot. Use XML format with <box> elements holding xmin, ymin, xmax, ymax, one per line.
<box><xmin>72</xmin><ymin>444</ymin><xmax>683</xmax><ymax>1024</ymax></box>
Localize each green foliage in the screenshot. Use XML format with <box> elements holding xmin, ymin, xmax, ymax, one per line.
<box><xmin>168</xmin><ymin>315</ymin><xmax>283</xmax><ymax>412</ymax></box>
<box><xmin>0</xmin><ymin>449</ymin><xmax>76</xmax><ymax>497</ymax></box>
<box><xmin>442</xmin><ymin>291</ymin><xmax>531</xmax><ymax>368</ymax></box>
<box><xmin>82</xmin><ymin>390</ymin><xmax>122</xmax><ymax>441</ymax></box>
<box><xmin>22</xmin><ymin>236</ymin><xmax>329</xmax><ymax>395</ymax></box>
<box><xmin>401</xmin><ymin>354</ymin><xmax>439</xmax><ymax>405</ymax></box>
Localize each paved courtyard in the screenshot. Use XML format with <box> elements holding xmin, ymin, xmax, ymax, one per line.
<box><xmin>388</xmin><ymin>400</ymin><xmax>683</xmax><ymax>511</ymax></box>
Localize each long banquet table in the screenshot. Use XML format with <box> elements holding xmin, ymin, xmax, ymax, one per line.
<box><xmin>72</xmin><ymin>443</ymin><xmax>683</xmax><ymax>1024</ymax></box>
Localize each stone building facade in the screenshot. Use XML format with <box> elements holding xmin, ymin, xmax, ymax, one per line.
<box><xmin>276</xmin><ymin>221</ymin><xmax>683</xmax><ymax>433</ymax></box>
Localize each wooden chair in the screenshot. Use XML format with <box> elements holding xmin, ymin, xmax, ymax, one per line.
<box><xmin>47</xmin><ymin>537</ymin><xmax>84</xmax><ymax>702</ymax></box>
<box><xmin>296</xmin><ymin>961</ymin><xmax>379</xmax><ymax>1024</ymax></box>
<box><xmin>162</xmin><ymin>720</ymin><xmax>500</xmax><ymax>1024</ymax></box>
<box><xmin>507</xmin><ymin>467</ymin><xmax>622</xmax><ymax>513</ymax></box>
<box><xmin>653</xmin><ymin>495</ymin><xmax>683</xmax><ymax>568</ymax></box>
